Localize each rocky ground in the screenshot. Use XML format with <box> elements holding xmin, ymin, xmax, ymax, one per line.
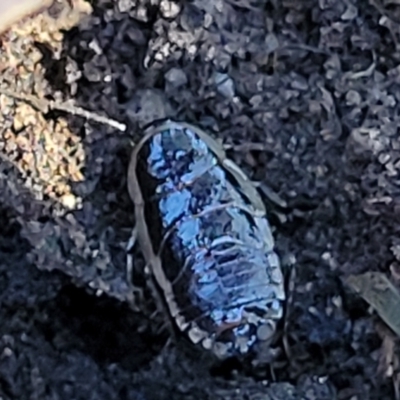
<box><xmin>0</xmin><ymin>0</ymin><xmax>399</xmax><ymax>398</ymax></box>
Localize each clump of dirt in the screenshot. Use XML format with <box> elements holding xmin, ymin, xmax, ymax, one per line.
<box><xmin>0</xmin><ymin>0</ymin><xmax>400</xmax><ymax>398</ymax></box>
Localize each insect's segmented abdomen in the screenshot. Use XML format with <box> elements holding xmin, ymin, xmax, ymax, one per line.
<box><xmin>136</xmin><ymin>121</ymin><xmax>285</xmax><ymax>358</ymax></box>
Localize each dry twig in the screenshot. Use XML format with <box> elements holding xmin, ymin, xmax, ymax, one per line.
<box><xmin>0</xmin><ymin>88</ymin><xmax>126</xmax><ymax>132</ymax></box>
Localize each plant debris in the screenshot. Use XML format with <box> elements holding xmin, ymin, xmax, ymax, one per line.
<box><xmin>346</xmin><ymin>272</ymin><xmax>400</xmax><ymax>337</ymax></box>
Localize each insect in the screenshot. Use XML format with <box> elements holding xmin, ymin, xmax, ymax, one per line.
<box><xmin>127</xmin><ymin>119</ymin><xmax>285</xmax><ymax>360</ymax></box>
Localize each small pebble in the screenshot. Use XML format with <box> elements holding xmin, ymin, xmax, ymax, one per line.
<box><xmin>160</xmin><ymin>0</ymin><xmax>181</xmax><ymax>19</ymax></box>
<box><xmin>61</xmin><ymin>193</ymin><xmax>77</xmax><ymax>209</ymax></box>
<box><xmin>165</xmin><ymin>67</ymin><xmax>188</xmax><ymax>88</ymax></box>
<box><xmin>345</xmin><ymin>90</ymin><xmax>361</xmax><ymax>106</ymax></box>
<box><xmin>214</xmin><ymin>72</ymin><xmax>235</xmax><ymax>99</ymax></box>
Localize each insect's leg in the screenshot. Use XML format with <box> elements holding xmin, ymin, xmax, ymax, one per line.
<box><xmin>252</xmin><ymin>181</ymin><xmax>288</xmax><ymax>209</ymax></box>
<box><xmin>126</xmin><ymin>225</ymin><xmax>145</xmax><ymax>311</ymax></box>
<box><xmin>281</xmin><ymin>253</ymin><xmax>296</xmax><ymax>360</ymax></box>
<box><xmin>126</xmin><ymin>224</ymin><xmax>137</xmax><ymax>283</ymax></box>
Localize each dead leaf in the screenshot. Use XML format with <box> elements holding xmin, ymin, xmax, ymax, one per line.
<box><xmin>345</xmin><ymin>272</ymin><xmax>400</xmax><ymax>337</ymax></box>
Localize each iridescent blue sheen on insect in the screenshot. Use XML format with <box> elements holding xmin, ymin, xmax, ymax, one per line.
<box><xmin>135</xmin><ymin>121</ymin><xmax>285</xmax><ymax>358</ymax></box>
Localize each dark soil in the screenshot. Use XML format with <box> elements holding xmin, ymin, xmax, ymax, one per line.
<box><xmin>0</xmin><ymin>0</ymin><xmax>399</xmax><ymax>398</ymax></box>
